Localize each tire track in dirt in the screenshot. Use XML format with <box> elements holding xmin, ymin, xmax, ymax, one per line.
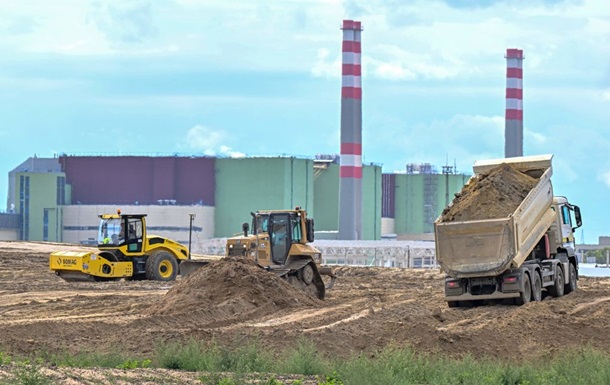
<box><xmin>2</xmin><ymin>241</ymin><xmax>610</xmax><ymax>361</ymax></box>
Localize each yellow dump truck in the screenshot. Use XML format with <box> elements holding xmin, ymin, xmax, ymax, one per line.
<box><xmin>434</xmin><ymin>154</ymin><xmax>582</xmax><ymax>307</ymax></box>
<box><xmin>50</xmin><ymin>211</ymin><xmax>189</xmax><ymax>282</ymax></box>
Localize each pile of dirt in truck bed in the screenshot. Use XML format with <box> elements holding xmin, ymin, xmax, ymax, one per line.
<box><xmin>441</xmin><ymin>163</ymin><xmax>539</xmax><ymax>222</ymax></box>
<box><xmin>145</xmin><ymin>257</ymin><xmax>322</xmax><ymax>325</ymax></box>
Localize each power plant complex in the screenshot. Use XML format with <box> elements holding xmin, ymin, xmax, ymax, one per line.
<box><xmin>1</xmin><ymin>20</ymin><xmax>524</xmax><ymax>253</ymax></box>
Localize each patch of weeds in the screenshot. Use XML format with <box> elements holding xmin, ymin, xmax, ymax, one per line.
<box><xmin>317</xmin><ymin>371</ymin><xmax>344</xmax><ymax>385</ymax></box>
<box><xmin>115</xmin><ymin>358</ymin><xmax>152</xmax><ymax>370</ymax></box>
<box><xmin>156</xmin><ymin>339</ymin><xmax>217</xmax><ymax>372</ymax></box>
<box><xmin>46</xmin><ymin>349</ymin><xmax>149</xmax><ymax>370</ymax></box>
<box><xmin>199</xmin><ymin>373</ymin><xmax>245</xmax><ymax>385</ymax></box>
<box><xmin>261</xmin><ymin>376</ymin><xmax>284</xmax><ymax>385</ymax></box>
<box><xmin>0</xmin><ymin>352</ymin><xmax>11</xmax><ymax>365</ymax></box>
<box><xmin>279</xmin><ymin>339</ymin><xmax>328</xmax><ymax>376</ymax></box>
<box><xmin>12</xmin><ymin>360</ymin><xmax>52</xmax><ymax>385</ymax></box>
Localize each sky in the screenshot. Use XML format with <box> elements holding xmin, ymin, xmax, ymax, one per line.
<box><xmin>1</xmin><ymin>0</ymin><xmax>609</xmax><ymax>243</ymax></box>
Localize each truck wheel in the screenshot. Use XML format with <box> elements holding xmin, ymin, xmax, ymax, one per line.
<box><xmin>547</xmin><ymin>267</ymin><xmax>564</xmax><ymax>298</ymax></box>
<box><xmin>514</xmin><ymin>274</ymin><xmax>531</xmax><ymax>305</ymax></box>
<box><xmin>146</xmin><ymin>252</ymin><xmax>178</xmax><ymax>281</ymax></box>
<box><xmin>532</xmin><ymin>272</ymin><xmax>542</xmax><ymax>302</ymax></box>
<box><xmin>564</xmin><ymin>263</ymin><xmax>577</xmax><ymax>294</ymax></box>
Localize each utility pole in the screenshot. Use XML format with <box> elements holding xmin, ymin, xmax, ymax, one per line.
<box><xmin>188</xmin><ymin>213</ymin><xmax>196</xmax><ymax>259</ymax></box>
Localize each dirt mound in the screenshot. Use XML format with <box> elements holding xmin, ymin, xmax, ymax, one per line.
<box><xmin>145</xmin><ymin>257</ymin><xmax>322</xmax><ymax>325</ymax></box>
<box><xmin>441</xmin><ymin>163</ymin><xmax>538</xmax><ymax>222</ymax></box>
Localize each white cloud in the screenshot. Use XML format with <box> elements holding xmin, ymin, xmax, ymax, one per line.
<box><xmin>185</xmin><ymin>125</ymin><xmax>245</xmax><ymax>157</ymax></box>
<box><xmin>0</xmin><ymin>0</ymin><xmax>608</xmax><ymax>89</ymax></box>
<box><xmin>365</xmin><ymin>114</ymin><xmax>505</xmax><ymax>172</ymax></box>
<box><xmin>525</xmin><ymin>129</ymin><xmax>547</xmax><ymax>144</ymax></box>
<box><xmin>186</xmin><ymin>125</ymin><xmax>224</xmax><ymax>156</ymax></box>
<box><xmin>311</xmin><ymin>48</ymin><xmax>340</xmax><ymax>78</ymax></box>
<box><xmin>219</xmin><ymin>145</ymin><xmax>245</xmax><ymax>158</ymax></box>
<box><xmin>87</xmin><ymin>1</ymin><xmax>158</xmax><ymax>44</ymax></box>
<box><xmin>599</xmin><ymin>172</ymin><xmax>610</xmax><ymax>189</ymax></box>
<box><xmin>602</xmin><ymin>89</ymin><xmax>610</xmax><ymax>101</ymax></box>
<box><xmin>373</xmin><ymin>61</ymin><xmax>416</xmax><ymax>80</ymax></box>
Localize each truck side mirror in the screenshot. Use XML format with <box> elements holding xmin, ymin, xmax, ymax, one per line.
<box><xmin>242</xmin><ymin>222</ymin><xmax>249</xmax><ymax>237</ymax></box>
<box><xmin>574</xmin><ymin>206</ymin><xmax>582</xmax><ymax>229</ymax></box>
<box><xmin>306</xmin><ymin>218</ymin><xmax>315</xmax><ymax>242</ymax></box>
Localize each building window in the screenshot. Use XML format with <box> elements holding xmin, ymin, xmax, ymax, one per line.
<box><xmin>56</xmin><ymin>176</ymin><xmax>65</xmax><ymax>205</ymax></box>
<box><xmin>43</xmin><ymin>209</ymin><xmax>49</xmax><ymax>241</ymax></box>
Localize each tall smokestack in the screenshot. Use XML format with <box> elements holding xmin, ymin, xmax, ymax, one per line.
<box><xmin>505</xmin><ymin>48</ymin><xmax>524</xmax><ymax>158</ymax></box>
<box><xmin>338</xmin><ymin>19</ymin><xmax>363</xmax><ymax>240</ymax></box>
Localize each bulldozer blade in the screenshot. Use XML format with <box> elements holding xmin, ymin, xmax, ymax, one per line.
<box><xmin>325</xmin><ymin>276</ymin><xmax>337</xmax><ymax>290</ymax></box>
<box><xmin>318</xmin><ymin>266</ymin><xmax>337</xmax><ymax>290</ymax></box>
<box><xmin>179</xmin><ymin>260</ymin><xmax>210</xmax><ymax>277</ymax></box>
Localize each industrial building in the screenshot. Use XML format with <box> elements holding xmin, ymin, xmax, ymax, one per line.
<box><xmin>382</xmin><ymin>164</ymin><xmax>470</xmax><ymax>238</ymax></box>
<box><xmin>3</xmin><ymin>153</ymin><xmax>467</xmax><ymax>250</ymax></box>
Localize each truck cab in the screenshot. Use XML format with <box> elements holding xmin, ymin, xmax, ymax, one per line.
<box><xmin>551</xmin><ymin>196</ymin><xmax>582</xmax><ymax>254</ymax></box>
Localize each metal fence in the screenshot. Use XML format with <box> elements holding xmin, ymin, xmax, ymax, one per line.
<box><xmin>196</xmin><ymin>238</ymin><xmax>438</xmax><ymax>269</ymax></box>
<box><xmin>0</xmin><ymin>213</ymin><xmax>20</xmax><ymax>229</ymax></box>
<box><xmin>316</xmin><ymin>245</ymin><xmax>437</xmax><ymax>269</ymax></box>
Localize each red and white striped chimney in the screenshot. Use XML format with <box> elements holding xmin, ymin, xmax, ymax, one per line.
<box><xmin>338</xmin><ymin>19</ymin><xmax>363</xmax><ymax>240</ymax></box>
<box><xmin>505</xmin><ymin>48</ymin><xmax>524</xmax><ymax>158</ymax></box>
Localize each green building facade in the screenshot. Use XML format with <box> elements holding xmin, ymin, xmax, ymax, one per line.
<box><xmin>13</xmin><ymin>172</ymin><xmax>69</xmax><ymax>241</ymax></box>
<box><xmin>394</xmin><ymin>173</ymin><xmax>470</xmax><ymax>234</ymax></box>
<box><xmin>214</xmin><ymin>157</ymin><xmax>315</xmax><ymax>238</ymax></box>
<box><xmin>313</xmin><ymin>162</ymin><xmax>382</xmax><ymax>240</ymax></box>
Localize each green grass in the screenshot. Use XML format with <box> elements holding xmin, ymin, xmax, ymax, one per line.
<box><xmin>0</xmin><ymin>360</ymin><xmax>51</xmax><ymax>385</ymax></box>
<box><xmin>278</xmin><ymin>338</ymin><xmax>329</xmax><ymax>376</ymax></box>
<box><xmin>43</xmin><ymin>349</ymin><xmax>151</xmax><ymax>370</ymax></box>
<box><xmin>155</xmin><ymin>338</ymin><xmax>274</xmax><ymax>373</ymax></box>
<box><xmin>332</xmin><ymin>346</ymin><xmax>610</xmax><ymax>385</ymax></box>
<box><xmin>2</xmin><ymin>341</ymin><xmax>610</xmax><ymax>384</ymax></box>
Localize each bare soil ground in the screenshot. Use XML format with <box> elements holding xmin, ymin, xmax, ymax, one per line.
<box><xmin>2</xmin><ymin>241</ymin><xmax>610</xmax><ymax>383</ymax></box>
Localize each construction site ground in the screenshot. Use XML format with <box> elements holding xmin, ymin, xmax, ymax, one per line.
<box><xmin>2</xmin><ymin>241</ymin><xmax>610</xmax><ymax>383</ymax></box>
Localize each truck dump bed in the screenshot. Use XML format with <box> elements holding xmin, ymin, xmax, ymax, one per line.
<box><xmin>434</xmin><ymin>154</ymin><xmax>556</xmax><ymax>278</ymax></box>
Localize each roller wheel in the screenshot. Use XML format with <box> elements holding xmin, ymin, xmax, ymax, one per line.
<box><xmin>298</xmin><ymin>264</ymin><xmax>315</xmax><ymax>285</ymax></box>
<box><xmin>514</xmin><ymin>273</ymin><xmax>531</xmax><ymax>306</ymax></box>
<box><xmin>547</xmin><ymin>267</ymin><xmax>564</xmax><ymax>298</ymax></box>
<box><xmin>532</xmin><ymin>272</ymin><xmax>542</xmax><ymax>302</ymax></box>
<box><xmin>564</xmin><ymin>263</ymin><xmax>577</xmax><ymax>294</ymax></box>
<box><xmin>146</xmin><ymin>251</ymin><xmax>178</xmax><ymax>281</ymax></box>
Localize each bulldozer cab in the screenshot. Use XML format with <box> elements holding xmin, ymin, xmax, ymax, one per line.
<box><xmin>268</xmin><ymin>213</ymin><xmax>291</xmax><ymax>265</ymax></box>
<box><xmin>260</xmin><ymin>209</ymin><xmax>314</xmax><ymax>265</ymax></box>
<box><xmin>98</xmin><ymin>213</ymin><xmax>146</xmax><ymax>254</ymax></box>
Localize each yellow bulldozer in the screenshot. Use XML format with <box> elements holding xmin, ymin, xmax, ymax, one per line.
<box><xmin>50</xmin><ymin>211</ymin><xmax>189</xmax><ymax>282</ymax></box>
<box><xmin>180</xmin><ymin>207</ymin><xmax>336</xmax><ymax>299</ymax></box>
